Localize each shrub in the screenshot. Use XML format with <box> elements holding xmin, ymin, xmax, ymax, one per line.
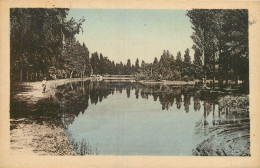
<box><xmin>183</xmin><ymin>75</ymin><xmax>189</xmax><ymax>82</ymax></box>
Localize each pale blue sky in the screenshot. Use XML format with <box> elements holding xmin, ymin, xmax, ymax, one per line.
<box><xmin>68</xmin><ymin>9</ymin><xmax>194</xmax><ymax>64</ymax></box>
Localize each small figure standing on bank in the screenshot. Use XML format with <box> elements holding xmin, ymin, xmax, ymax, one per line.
<box><xmin>42</xmin><ymin>77</ymin><xmax>47</xmax><ymax>93</ymax></box>
<box><xmin>202</xmin><ymin>78</ymin><xmax>207</xmax><ymax>88</ymax></box>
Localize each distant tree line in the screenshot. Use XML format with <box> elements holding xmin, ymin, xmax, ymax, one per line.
<box><xmin>135</xmin><ymin>49</ymin><xmax>203</xmax><ymax>81</ymax></box>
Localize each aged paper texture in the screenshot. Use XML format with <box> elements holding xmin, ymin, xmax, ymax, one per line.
<box><xmin>1</xmin><ymin>0</ymin><xmax>260</xmax><ymax>167</ymax></box>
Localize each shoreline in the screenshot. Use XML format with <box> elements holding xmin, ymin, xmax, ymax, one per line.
<box><xmin>11</xmin><ymin>78</ymin><xmax>90</xmax><ymax>104</ymax></box>
<box><xmin>10</xmin><ymin>78</ymin><xmax>197</xmax><ymax>155</ymax></box>
<box><xmin>10</xmin><ymin>78</ymin><xmax>86</xmax><ymax>155</ymax></box>
<box><xmin>137</xmin><ymin>80</ymin><xmax>197</xmax><ymax>85</ymax></box>
<box><xmin>10</xmin><ymin>78</ymin><xmax>249</xmax><ymax>156</ymax></box>
<box><xmin>10</xmin><ymin>120</ymin><xmax>76</xmax><ymax>156</ymax></box>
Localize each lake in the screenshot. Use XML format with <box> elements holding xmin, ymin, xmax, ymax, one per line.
<box><xmin>51</xmin><ymin>81</ymin><xmax>249</xmax><ymax>155</ymax></box>
<box><xmin>10</xmin><ymin>80</ymin><xmax>249</xmax><ymax>156</ymax></box>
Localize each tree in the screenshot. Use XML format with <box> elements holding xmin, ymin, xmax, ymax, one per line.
<box><xmin>186</xmin><ymin>9</ymin><xmax>213</xmax><ymax>81</ymax></box>
<box><xmin>10</xmin><ymin>8</ymin><xmax>85</xmax><ymax>81</ymax></box>
<box><xmin>176</xmin><ymin>51</ymin><xmax>182</xmax><ymax>62</ymax></box>
<box><xmin>184</xmin><ymin>48</ymin><xmax>191</xmax><ymax>64</ymax></box>
<box><xmin>193</xmin><ymin>46</ymin><xmax>203</xmax><ymax>79</ymax></box>
<box><xmin>90</xmin><ymin>52</ymin><xmax>100</xmax><ymax>74</ymax></box>
<box><xmin>135</xmin><ymin>58</ymin><xmax>140</xmax><ymax>72</ymax></box>
<box><xmin>126</xmin><ymin>59</ymin><xmax>132</xmax><ymax>75</ymax></box>
<box><xmin>187</xmin><ymin>9</ymin><xmax>248</xmax><ymax>89</ymax></box>
<box><xmin>61</xmin><ymin>38</ymin><xmax>89</xmax><ymax>78</ymax></box>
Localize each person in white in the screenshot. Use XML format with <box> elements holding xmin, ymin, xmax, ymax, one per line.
<box><xmin>42</xmin><ymin>77</ymin><xmax>47</xmax><ymax>93</ymax></box>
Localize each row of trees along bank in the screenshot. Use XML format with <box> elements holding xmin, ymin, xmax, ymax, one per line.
<box><xmin>10</xmin><ymin>8</ymin><xmax>249</xmax><ymax>87</ymax></box>
<box><xmin>10</xmin><ymin>8</ymin><xmax>86</xmax><ymax>82</ymax></box>
<box><xmin>10</xmin><ymin>8</ymin><xmax>199</xmax><ymax>82</ymax></box>
<box><xmin>186</xmin><ymin>9</ymin><xmax>249</xmax><ymax>88</ymax></box>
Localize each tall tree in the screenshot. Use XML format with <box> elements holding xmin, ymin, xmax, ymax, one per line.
<box><xmin>90</xmin><ymin>52</ymin><xmax>100</xmax><ymax>74</ymax></box>
<box><xmin>153</xmin><ymin>57</ymin><xmax>158</xmax><ymax>64</ymax></box>
<box><xmin>126</xmin><ymin>59</ymin><xmax>132</xmax><ymax>75</ymax></box>
<box><xmin>187</xmin><ymin>9</ymin><xmax>248</xmax><ymax>87</ymax></box>
<box><xmin>135</xmin><ymin>58</ymin><xmax>140</xmax><ymax>72</ymax></box>
<box><xmin>10</xmin><ymin>8</ymin><xmax>85</xmax><ymax>81</ymax></box>
<box><xmin>176</xmin><ymin>51</ymin><xmax>182</xmax><ymax>62</ymax></box>
<box><xmin>184</xmin><ymin>48</ymin><xmax>191</xmax><ymax>64</ymax></box>
<box><xmin>99</xmin><ymin>53</ymin><xmax>105</xmax><ymax>74</ymax></box>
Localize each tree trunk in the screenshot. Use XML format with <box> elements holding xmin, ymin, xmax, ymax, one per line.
<box><xmin>213</xmin><ymin>103</ymin><xmax>215</xmax><ymax>125</ymax></box>
<box><xmin>235</xmin><ymin>76</ymin><xmax>239</xmax><ymax>85</ymax></box>
<box><xmin>20</xmin><ymin>69</ymin><xmax>23</xmax><ymax>82</ymax></box>
<box><xmin>225</xmin><ymin>71</ymin><xmax>229</xmax><ymax>87</ymax></box>
<box><xmin>26</xmin><ymin>70</ymin><xmax>29</xmax><ymax>81</ymax></box>
<box><xmin>70</xmin><ymin>71</ymin><xmax>73</xmax><ymax>78</ymax></box>
<box><xmin>30</xmin><ymin>72</ymin><xmax>33</xmax><ymax>81</ymax></box>
<box><xmin>213</xmin><ymin>50</ymin><xmax>216</xmax><ymax>90</ymax></box>
<box><xmin>213</xmin><ymin>77</ymin><xmax>215</xmax><ymax>89</ymax></box>
<box><xmin>36</xmin><ymin>72</ymin><xmax>38</xmax><ymax>81</ymax></box>
<box><xmin>218</xmin><ymin>50</ymin><xmax>224</xmax><ymax>89</ymax></box>
<box><xmin>202</xmin><ymin>29</ymin><xmax>207</xmax><ymax>89</ymax></box>
<box><xmin>203</xmin><ymin>102</ymin><xmax>207</xmax><ymax>129</ymax></box>
<box><xmin>39</xmin><ymin>70</ymin><xmax>42</xmax><ymax>80</ymax></box>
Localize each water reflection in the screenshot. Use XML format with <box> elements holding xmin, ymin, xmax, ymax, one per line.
<box><xmin>10</xmin><ymin>81</ymin><xmax>249</xmax><ymax>155</ymax></box>
<box><xmin>55</xmin><ymin>82</ymin><xmax>199</xmax><ymax>126</ymax></box>
<box><xmin>194</xmin><ymin>100</ymin><xmax>249</xmax><ymax>137</ymax></box>
<box><xmin>55</xmin><ymin>81</ymin><xmax>248</xmax><ymax>129</ymax></box>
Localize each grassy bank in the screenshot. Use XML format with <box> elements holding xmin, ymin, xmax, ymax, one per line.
<box><xmin>10</xmin><ymin>78</ymin><xmax>87</xmax><ymax>155</ymax></box>
<box><xmin>193</xmin><ymin>95</ymin><xmax>250</xmax><ymax>156</ymax></box>
<box><xmin>10</xmin><ymin>119</ymin><xmax>76</xmax><ymax>155</ymax></box>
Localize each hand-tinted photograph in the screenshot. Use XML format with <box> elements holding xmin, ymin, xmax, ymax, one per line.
<box><xmin>10</xmin><ymin>8</ymin><xmax>249</xmax><ymax>156</ymax></box>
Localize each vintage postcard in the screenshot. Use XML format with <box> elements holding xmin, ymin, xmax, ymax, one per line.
<box><xmin>0</xmin><ymin>0</ymin><xmax>260</xmax><ymax>167</ymax></box>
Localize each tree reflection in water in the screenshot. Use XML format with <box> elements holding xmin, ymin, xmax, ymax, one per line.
<box><xmin>10</xmin><ymin>81</ymin><xmax>249</xmax><ymax>155</ymax></box>
<box><xmin>55</xmin><ymin>81</ymin><xmax>207</xmax><ymax>126</ymax></box>
<box><xmin>54</xmin><ymin>81</ymin><xmax>249</xmax><ymax>136</ymax></box>
<box><xmin>12</xmin><ymin>81</ymin><xmax>248</xmax><ymax>133</ymax></box>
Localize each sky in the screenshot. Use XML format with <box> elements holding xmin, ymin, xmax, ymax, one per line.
<box><xmin>68</xmin><ymin>9</ymin><xmax>194</xmax><ymax>64</ymax></box>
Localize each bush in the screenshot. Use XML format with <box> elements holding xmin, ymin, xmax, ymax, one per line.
<box><xmin>189</xmin><ymin>75</ymin><xmax>194</xmax><ymax>81</ymax></box>
<box><xmin>172</xmin><ymin>70</ymin><xmax>181</xmax><ymax>80</ymax></box>
<box><xmin>183</xmin><ymin>75</ymin><xmax>189</xmax><ymax>82</ymax></box>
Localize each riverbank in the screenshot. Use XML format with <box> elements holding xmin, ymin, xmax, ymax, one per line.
<box><xmin>11</xmin><ymin>78</ymin><xmax>89</xmax><ymax>104</ymax></box>
<box><xmin>193</xmin><ymin>95</ymin><xmax>250</xmax><ymax>156</ymax></box>
<box><xmin>10</xmin><ymin>119</ymin><xmax>76</xmax><ymax>155</ymax></box>
<box><xmin>193</xmin><ymin>123</ymin><xmax>250</xmax><ymax>156</ymax></box>
<box><xmin>10</xmin><ymin>79</ymin><xmax>250</xmax><ymax>156</ymax></box>
<box><xmin>10</xmin><ymin>78</ymin><xmax>87</xmax><ymax>155</ymax></box>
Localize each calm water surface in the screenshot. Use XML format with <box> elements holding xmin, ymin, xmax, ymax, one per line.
<box><xmin>54</xmin><ymin>81</ymin><xmax>240</xmax><ymax>155</ymax></box>
<box><xmin>11</xmin><ymin>81</ymin><xmax>248</xmax><ymax>155</ymax></box>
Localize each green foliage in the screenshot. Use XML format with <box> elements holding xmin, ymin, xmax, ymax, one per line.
<box><xmin>183</xmin><ymin>75</ymin><xmax>189</xmax><ymax>82</ymax></box>
<box><xmin>186</xmin><ymin>9</ymin><xmax>249</xmax><ymax>84</ymax></box>
<box><xmin>184</xmin><ymin>48</ymin><xmax>191</xmax><ymax>64</ymax></box>
<box><xmin>11</xmin><ymin>9</ymin><xmax>247</xmax><ymax>85</ymax></box>
<box><xmin>61</xmin><ymin>38</ymin><xmax>90</xmax><ymax>78</ymax></box>
<box><xmin>136</xmin><ymin>49</ymin><xmax>198</xmax><ymax>81</ymax></box>
<box><xmin>176</xmin><ymin>51</ymin><xmax>182</xmax><ymax>62</ymax></box>
<box><xmin>10</xmin><ymin>8</ymin><xmax>85</xmax><ymax>81</ymax></box>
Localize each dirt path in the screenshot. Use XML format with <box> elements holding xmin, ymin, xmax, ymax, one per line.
<box><xmin>11</xmin><ymin>78</ymin><xmax>88</xmax><ymax>104</ymax></box>
<box><xmin>10</xmin><ymin>78</ymin><xmax>86</xmax><ymax>155</ymax></box>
